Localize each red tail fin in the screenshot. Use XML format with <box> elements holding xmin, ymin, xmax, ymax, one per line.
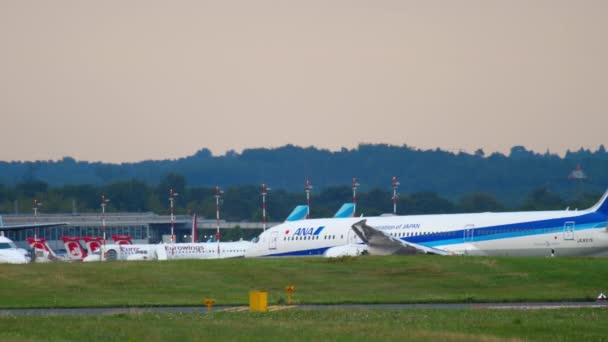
<box><xmin>26</xmin><ymin>237</ymin><xmax>58</xmax><ymax>260</ymax></box>
<box><xmin>112</xmin><ymin>235</ymin><xmax>132</xmax><ymax>245</ymax></box>
<box><xmin>83</xmin><ymin>236</ymin><xmax>103</xmax><ymax>254</ymax></box>
<box><xmin>60</xmin><ymin>236</ymin><xmax>87</xmax><ymax>261</ymax></box>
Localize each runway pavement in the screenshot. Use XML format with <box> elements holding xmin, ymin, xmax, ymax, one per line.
<box><xmin>0</xmin><ymin>302</ymin><xmax>606</xmax><ymax>316</ymax></box>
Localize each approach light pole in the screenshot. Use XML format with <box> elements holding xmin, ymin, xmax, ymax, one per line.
<box><xmin>101</xmin><ymin>195</ymin><xmax>110</xmax><ymax>261</ymax></box>
<box><xmin>261</xmin><ymin>183</ymin><xmax>271</xmax><ymax>231</ymax></box>
<box><xmin>215</xmin><ymin>186</ymin><xmax>224</xmax><ymax>256</ymax></box>
<box><xmin>169</xmin><ymin>188</ymin><xmax>178</xmax><ymax>244</ymax></box>
<box><xmin>392</xmin><ymin>176</ymin><xmax>400</xmax><ymax>215</ymax></box>
<box><xmin>352</xmin><ymin>177</ymin><xmax>360</xmax><ymax>217</ymax></box>
<box><xmin>33</xmin><ymin>198</ymin><xmax>42</xmax><ymax>239</ymax></box>
<box><xmin>305</xmin><ymin>177</ymin><xmax>312</xmax><ymax>219</ymax></box>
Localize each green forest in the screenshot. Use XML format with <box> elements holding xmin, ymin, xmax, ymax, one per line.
<box><xmin>1</xmin><ymin>144</ymin><xmax>606</xmax><ymax>207</ymax></box>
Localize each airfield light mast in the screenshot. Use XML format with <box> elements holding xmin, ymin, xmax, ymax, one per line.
<box><xmin>305</xmin><ymin>177</ymin><xmax>312</xmax><ymax>219</ymax></box>
<box><xmin>215</xmin><ymin>186</ymin><xmax>223</xmax><ymax>256</ymax></box>
<box><xmin>261</xmin><ymin>183</ymin><xmax>271</xmax><ymax>231</ymax></box>
<box><xmin>352</xmin><ymin>177</ymin><xmax>359</xmax><ymax>217</ymax></box>
<box><xmin>392</xmin><ymin>176</ymin><xmax>400</xmax><ymax>215</ymax></box>
<box><xmin>33</xmin><ymin>198</ymin><xmax>42</xmax><ymax>239</ymax></box>
<box><xmin>169</xmin><ymin>188</ymin><xmax>178</xmax><ymax>244</ymax></box>
<box><xmin>101</xmin><ymin>195</ymin><xmax>109</xmax><ymax>261</ymax></box>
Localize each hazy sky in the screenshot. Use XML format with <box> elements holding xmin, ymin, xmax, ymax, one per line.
<box><xmin>1</xmin><ymin>0</ymin><xmax>606</xmax><ymax>163</ymax></box>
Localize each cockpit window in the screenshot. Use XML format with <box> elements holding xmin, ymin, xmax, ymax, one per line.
<box><xmin>0</xmin><ymin>242</ymin><xmax>15</xmax><ymax>249</ymax></box>
<box><xmin>251</xmin><ymin>237</ymin><xmax>259</xmax><ymax>244</ymax></box>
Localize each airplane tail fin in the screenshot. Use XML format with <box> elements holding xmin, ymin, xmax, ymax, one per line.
<box><xmin>83</xmin><ymin>236</ymin><xmax>103</xmax><ymax>254</ymax></box>
<box><xmin>26</xmin><ymin>237</ymin><xmax>58</xmax><ymax>261</ymax></box>
<box><xmin>334</xmin><ymin>203</ymin><xmax>355</xmax><ymax>218</ymax></box>
<box><xmin>60</xmin><ymin>236</ymin><xmax>87</xmax><ymax>261</ymax></box>
<box><xmin>589</xmin><ymin>189</ymin><xmax>608</xmax><ymax>215</ymax></box>
<box><xmin>286</xmin><ymin>205</ymin><xmax>309</xmax><ymax>221</ymax></box>
<box><xmin>112</xmin><ymin>235</ymin><xmax>132</xmax><ymax>245</ymax></box>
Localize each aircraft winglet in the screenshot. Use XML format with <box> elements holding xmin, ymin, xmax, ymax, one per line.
<box><xmin>351</xmin><ymin>219</ymin><xmax>450</xmax><ymax>255</ymax></box>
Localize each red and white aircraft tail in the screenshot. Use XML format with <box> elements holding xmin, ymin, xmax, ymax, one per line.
<box><xmin>83</xmin><ymin>236</ymin><xmax>104</xmax><ymax>254</ymax></box>
<box><xmin>60</xmin><ymin>236</ymin><xmax>88</xmax><ymax>261</ymax></box>
<box><xmin>26</xmin><ymin>237</ymin><xmax>59</xmax><ymax>262</ymax></box>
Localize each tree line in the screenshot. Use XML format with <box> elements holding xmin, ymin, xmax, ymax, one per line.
<box><xmin>0</xmin><ymin>173</ymin><xmax>602</xmax><ymax>221</ymax></box>
<box><xmin>1</xmin><ymin>144</ymin><xmax>606</xmax><ymax>206</ymax></box>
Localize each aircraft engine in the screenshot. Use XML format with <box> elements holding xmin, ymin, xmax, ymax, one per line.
<box><xmin>323</xmin><ymin>244</ymin><xmax>368</xmax><ymax>258</ymax></box>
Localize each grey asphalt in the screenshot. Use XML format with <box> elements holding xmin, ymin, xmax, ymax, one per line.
<box><xmin>0</xmin><ymin>302</ymin><xmax>606</xmax><ymax>316</ymax></box>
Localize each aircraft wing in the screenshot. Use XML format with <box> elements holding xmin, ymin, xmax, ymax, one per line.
<box><xmin>351</xmin><ymin>219</ymin><xmax>450</xmax><ymax>256</ymax></box>
<box><xmin>0</xmin><ymin>222</ymin><xmax>68</xmax><ymax>231</ymax></box>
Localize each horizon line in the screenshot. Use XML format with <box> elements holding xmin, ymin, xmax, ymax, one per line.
<box><xmin>1</xmin><ymin>143</ymin><xmax>606</xmax><ymax>164</ymax></box>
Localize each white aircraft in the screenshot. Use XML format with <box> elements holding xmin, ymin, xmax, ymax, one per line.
<box><xmin>0</xmin><ymin>236</ymin><xmax>29</xmax><ymax>264</ymax></box>
<box><xmin>82</xmin><ymin>235</ymin><xmax>158</xmax><ymax>261</ymax></box>
<box><xmin>245</xmin><ymin>190</ymin><xmax>608</xmax><ymax>258</ymax></box>
<box><xmin>87</xmin><ymin>203</ymin><xmax>353</xmax><ymax>261</ymax></box>
<box><xmin>162</xmin><ymin>240</ymin><xmax>253</xmax><ymax>260</ymax></box>
<box><xmin>0</xmin><ymin>216</ymin><xmax>68</xmax><ymax>264</ymax></box>
<box><xmin>83</xmin><ymin>234</ymin><xmax>253</xmax><ymax>261</ymax></box>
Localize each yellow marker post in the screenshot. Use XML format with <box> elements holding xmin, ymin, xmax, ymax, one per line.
<box><xmin>285</xmin><ymin>286</ymin><xmax>296</xmax><ymax>305</ymax></box>
<box><xmin>249</xmin><ymin>290</ymin><xmax>268</xmax><ymax>312</ymax></box>
<box><xmin>203</xmin><ymin>298</ymin><xmax>215</xmax><ymax>312</ymax></box>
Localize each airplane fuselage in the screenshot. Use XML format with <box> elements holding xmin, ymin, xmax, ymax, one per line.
<box><xmin>245</xmin><ymin>208</ymin><xmax>608</xmax><ymax>257</ymax></box>
<box><xmin>97</xmin><ymin>241</ymin><xmax>253</xmax><ymax>261</ymax></box>
<box><xmin>0</xmin><ymin>236</ymin><xmax>30</xmax><ymax>264</ymax></box>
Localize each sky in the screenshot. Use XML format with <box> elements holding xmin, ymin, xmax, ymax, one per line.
<box><xmin>0</xmin><ymin>0</ymin><xmax>606</xmax><ymax>163</ymax></box>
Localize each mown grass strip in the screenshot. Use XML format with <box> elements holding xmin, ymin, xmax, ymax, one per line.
<box><xmin>1</xmin><ymin>255</ymin><xmax>607</xmax><ymax>308</ymax></box>
<box><xmin>1</xmin><ymin>309</ymin><xmax>608</xmax><ymax>341</ymax></box>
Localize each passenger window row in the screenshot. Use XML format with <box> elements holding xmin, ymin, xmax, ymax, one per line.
<box><xmin>283</xmin><ymin>235</ymin><xmax>338</xmax><ymax>241</ymax></box>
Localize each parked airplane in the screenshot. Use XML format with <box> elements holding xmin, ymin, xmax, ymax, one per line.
<box><xmin>0</xmin><ymin>216</ymin><xmax>67</xmax><ymax>264</ymax></box>
<box><xmin>0</xmin><ymin>236</ymin><xmax>29</xmax><ymax>264</ymax></box>
<box><xmin>85</xmin><ymin>203</ymin><xmax>349</xmax><ymax>261</ymax></box>
<box><xmin>245</xmin><ymin>190</ymin><xmax>608</xmax><ymax>257</ymax></box>
<box><xmin>83</xmin><ymin>234</ymin><xmax>253</xmax><ymax>261</ymax></box>
<box><xmin>162</xmin><ymin>240</ymin><xmax>253</xmax><ymax>260</ymax></box>
<box><xmin>86</xmin><ymin>235</ymin><xmax>156</xmax><ymax>261</ymax></box>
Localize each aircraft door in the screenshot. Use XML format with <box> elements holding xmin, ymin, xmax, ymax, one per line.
<box><xmin>269</xmin><ymin>231</ymin><xmax>278</xmax><ymax>250</ymax></box>
<box><xmin>563</xmin><ymin>221</ymin><xmax>575</xmax><ymax>240</ymax></box>
<box><xmin>346</xmin><ymin>229</ymin><xmax>357</xmax><ymax>244</ymax></box>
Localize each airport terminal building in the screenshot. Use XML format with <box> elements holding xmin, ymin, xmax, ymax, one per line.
<box><xmin>2</xmin><ymin>213</ymin><xmax>278</xmax><ymax>250</ymax></box>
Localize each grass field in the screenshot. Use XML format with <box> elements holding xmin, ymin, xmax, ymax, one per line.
<box><xmin>1</xmin><ymin>255</ymin><xmax>608</xmax><ymax>308</ymax></box>
<box><xmin>1</xmin><ymin>309</ymin><xmax>608</xmax><ymax>341</ymax></box>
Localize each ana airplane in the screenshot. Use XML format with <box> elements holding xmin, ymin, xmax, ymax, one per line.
<box><xmin>0</xmin><ymin>216</ymin><xmax>68</xmax><ymax>264</ymax></box>
<box><xmin>245</xmin><ymin>190</ymin><xmax>608</xmax><ymax>258</ymax></box>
